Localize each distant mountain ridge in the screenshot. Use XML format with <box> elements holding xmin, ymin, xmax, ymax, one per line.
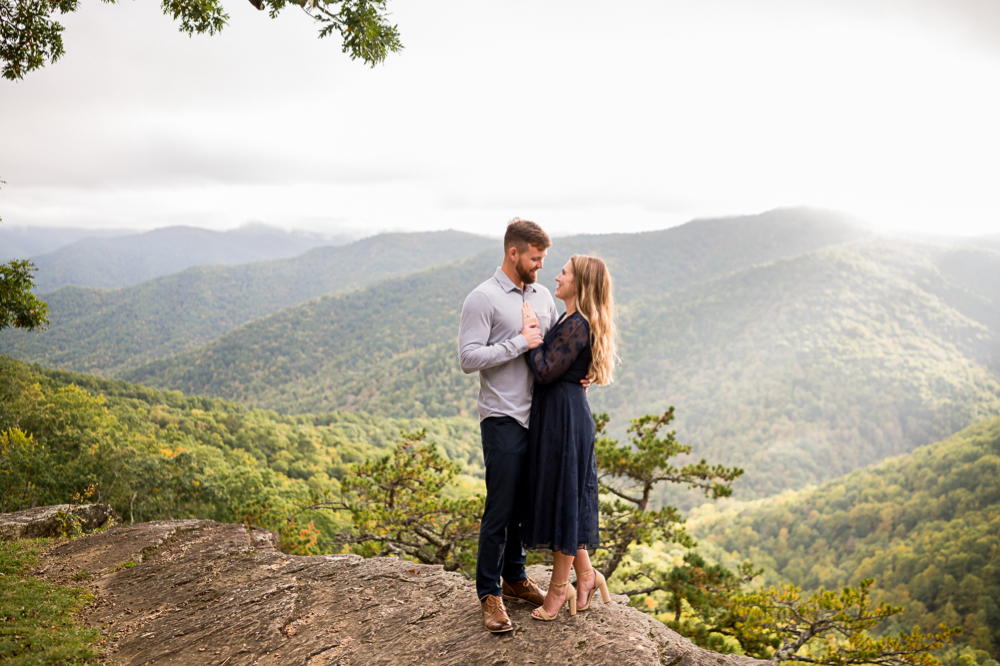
<box><xmin>113</xmin><ymin>209</ymin><xmax>869</xmax><ymax>409</ymax></box>
<box><xmin>1</xmin><ymin>209</ymin><xmax>866</xmax><ymax>380</ymax></box>
<box><xmin>544</xmin><ymin>208</ymin><xmax>871</xmax><ymax>303</ymax></box>
<box><xmin>121</xmin><ymin>238</ymin><xmax>1000</xmax><ymax>502</ymax></box>
<box><xmin>0</xmin><ymin>230</ymin><xmax>497</xmax><ymax>374</ymax></box>
<box><xmin>123</xmin><ymin>251</ymin><xmax>497</xmax><ymax>416</ymax></box>
<box><xmin>0</xmin><ymin>226</ymin><xmax>133</xmax><ymax>262</ymax></box>
<box><xmin>16</xmin><ymin>208</ymin><xmax>990</xmax><ymax>502</ymax></box>
<box><xmin>605</xmin><ymin>240</ymin><xmax>1000</xmax><ymax>501</ymax></box>
<box><xmin>30</xmin><ymin>223</ymin><xmax>354</xmax><ymax>292</ymax></box>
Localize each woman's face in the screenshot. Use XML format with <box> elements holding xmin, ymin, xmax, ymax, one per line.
<box><xmin>554</xmin><ymin>260</ymin><xmax>576</xmax><ymax>302</ymax></box>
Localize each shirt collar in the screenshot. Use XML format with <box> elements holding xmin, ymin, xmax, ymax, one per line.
<box><xmin>493</xmin><ymin>267</ymin><xmax>536</xmax><ymax>294</ymax></box>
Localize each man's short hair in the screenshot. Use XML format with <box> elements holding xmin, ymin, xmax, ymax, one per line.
<box><xmin>504</xmin><ymin>218</ymin><xmax>551</xmax><ymax>253</ymax></box>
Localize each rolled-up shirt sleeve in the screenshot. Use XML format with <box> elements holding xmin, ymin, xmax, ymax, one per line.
<box><xmin>459</xmin><ymin>290</ymin><xmax>528</xmax><ymax>373</ymax></box>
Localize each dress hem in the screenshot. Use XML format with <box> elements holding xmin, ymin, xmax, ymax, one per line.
<box><xmin>522</xmin><ymin>541</ymin><xmax>602</xmax><ymax>557</ymax></box>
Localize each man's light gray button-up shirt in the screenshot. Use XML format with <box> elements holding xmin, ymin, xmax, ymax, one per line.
<box><xmin>458</xmin><ymin>267</ymin><xmax>560</xmax><ymax>428</ymax></box>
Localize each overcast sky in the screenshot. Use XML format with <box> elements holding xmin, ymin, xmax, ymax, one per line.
<box><xmin>1</xmin><ymin>0</ymin><xmax>999</xmax><ymax>238</ymax></box>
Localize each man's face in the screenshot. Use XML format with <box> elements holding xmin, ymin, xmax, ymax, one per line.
<box><xmin>512</xmin><ymin>244</ymin><xmax>547</xmax><ymax>284</ymax></box>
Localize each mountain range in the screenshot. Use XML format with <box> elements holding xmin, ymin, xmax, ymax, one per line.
<box><xmin>4</xmin><ymin>208</ymin><xmax>1000</xmax><ymax>660</ymax></box>
<box><xmin>689</xmin><ymin>415</ymin><xmax>1000</xmax><ymax>656</ymax></box>
<box><xmin>6</xmin><ymin>209</ymin><xmax>999</xmax><ymax>502</ymax></box>
<box><xmin>116</xmin><ymin>208</ymin><xmax>874</xmax><ymax>418</ymax></box>
<box><xmin>2</xmin><ymin>208</ymin><xmax>866</xmax><ymax>376</ymax></box>
<box><xmin>0</xmin><ymin>231</ymin><xmax>495</xmax><ymax>374</ymax></box>
<box><xmin>0</xmin><ymin>226</ymin><xmax>132</xmax><ymax>262</ymax></box>
<box><xmin>604</xmin><ymin>240</ymin><xmax>1000</xmax><ymax>500</ymax></box>
<box><xmin>28</xmin><ymin>224</ymin><xmax>354</xmax><ymax>292</ymax></box>
<box><xmin>116</xmin><ymin>236</ymin><xmax>1000</xmax><ymax>502</ymax></box>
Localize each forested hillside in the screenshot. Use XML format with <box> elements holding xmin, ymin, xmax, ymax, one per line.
<box><xmin>30</xmin><ymin>224</ymin><xmax>351</xmax><ymax>292</ymax></box>
<box><xmin>545</xmin><ymin>208</ymin><xmax>869</xmax><ymax>304</ymax></box>
<box><xmin>118</xmin><ymin>209</ymin><xmax>867</xmax><ymax>410</ymax></box>
<box><xmin>0</xmin><ymin>231</ymin><xmax>496</xmax><ymax>375</ymax></box>
<box><xmin>5</xmin><ymin>212</ymin><xmax>999</xmax><ymax>660</ymax></box>
<box><xmin>123</xmin><ymin>251</ymin><xmax>495</xmax><ymax>416</ymax></box>
<box><xmin>0</xmin><ymin>209</ymin><xmax>864</xmax><ymax>380</ymax></box>
<box><xmin>123</xmin><ymin>238</ymin><xmax>1000</xmax><ymax>501</ymax></box>
<box><xmin>688</xmin><ymin>416</ymin><xmax>1000</xmax><ymax>658</ymax></box>
<box><xmin>604</xmin><ymin>241</ymin><xmax>1000</xmax><ymax>500</ymax></box>
<box><xmin>0</xmin><ymin>356</ymin><xmax>482</xmax><ymax>550</ymax></box>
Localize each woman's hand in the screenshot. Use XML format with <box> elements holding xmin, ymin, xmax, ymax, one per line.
<box><xmin>522</xmin><ymin>303</ymin><xmax>543</xmax><ymax>349</ymax></box>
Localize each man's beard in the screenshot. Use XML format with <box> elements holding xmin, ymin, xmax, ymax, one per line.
<box><xmin>516</xmin><ymin>261</ymin><xmax>538</xmax><ymax>284</ymax></box>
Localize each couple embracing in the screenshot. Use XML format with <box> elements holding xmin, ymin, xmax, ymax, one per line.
<box><xmin>458</xmin><ymin>218</ymin><xmax>618</xmax><ymax>633</ymax></box>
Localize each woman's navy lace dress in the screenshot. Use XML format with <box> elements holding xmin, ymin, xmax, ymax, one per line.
<box><xmin>521</xmin><ymin>312</ymin><xmax>601</xmax><ymax>556</ymax></box>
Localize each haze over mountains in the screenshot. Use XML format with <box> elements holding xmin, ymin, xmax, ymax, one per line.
<box><xmin>0</xmin><ymin>231</ymin><xmax>495</xmax><ymax>373</ymax></box>
<box><xmin>120</xmin><ymin>233</ymin><xmax>1000</xmax><ymax>501</ymax></box>
<box><xmin>978</xmin><ymin>233</ymin><xmax>1000</xmax><ymax>251</ymax></box>
<box><xmin>612</xmin><ymin>240</ymin><xmax>1000</xmax><ymax>499</ymax></box>
<box><xmin>119</xmin><ymin>210</ymin><xmax>875</xmax><ymax>420</ymax></box>
<box><xmin>25</xmin><ymin>224</ymin><xmax>355</xmax><ymax>292</ymax></box>
<box><xmin>4</xmin><ymin>208</ymin><xmax>1000</xmax><ymax>658</ymax></box>
<box><xmin>5</xmin><ymin>208</ymin><xmax>999</xmax><ymax>503</ymax></box>
<box><xmin>0</xmin><ymin>226</ymin><xmax>132</xmax><ymax>261</ymax></box>
<box><xmin>2</xmin><ymin>209</ymin><xmax>865</xmax><ymax>376</ymax></box>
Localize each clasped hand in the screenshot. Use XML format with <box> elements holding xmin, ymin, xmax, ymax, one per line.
<box><xmin>521</xmin><ymin>303</ymin><xmax>543</xmax><ymax>349</ymax></box>
<box><xmin>521</xmin><ymin>302</ymin><xmax>593</xmax><ymax>391</ymax></box>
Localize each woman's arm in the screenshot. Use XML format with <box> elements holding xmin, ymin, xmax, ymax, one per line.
<box><xmin>527</xmin><ymin>315</ymin><xmax>590</xmax><ymax>384</ymax></box>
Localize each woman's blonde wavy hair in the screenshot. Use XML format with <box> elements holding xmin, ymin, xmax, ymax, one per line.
<box><xmin>570</xmin><ymin>254</ymin><xmax>619</xmax><ymax>386</ymax></box>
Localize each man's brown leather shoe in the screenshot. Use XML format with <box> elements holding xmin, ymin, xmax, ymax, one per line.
<box><xmin>501</xmin><ymin>577</ymin><xmax>545</xmax><ymax>607</ymax></box>
<box><xmin>481</xmin><ymin>594</ymin><xmax>514</xmax><ymax>633</ymax></box>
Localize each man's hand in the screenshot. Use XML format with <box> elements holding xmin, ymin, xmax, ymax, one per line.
<box><xmin>522</xmin><ymin>303</ymin><xmax>542</xmax><ymax>349</ymax></box>
<box><xmin>580</xmin><ymin>374</ymin><xmax>593</xmax><ymax>392</ymax></box>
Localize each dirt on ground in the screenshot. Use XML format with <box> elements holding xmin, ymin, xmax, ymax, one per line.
<box><xmin>11</xmin><ymin>510</ymin><xmax>768</xmax><ymax>666</ymax></box>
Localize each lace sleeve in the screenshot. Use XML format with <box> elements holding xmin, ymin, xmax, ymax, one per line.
<box><xmin>528</xmin><ymin>315</ymin><xmax>590</xmax><ymax>384</ymax></box>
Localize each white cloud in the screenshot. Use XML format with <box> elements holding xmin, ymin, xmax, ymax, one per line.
<box><xmin>1</xmin><ymin>0</ymin><xmax>999</xmax><ymax>237</ymax></box>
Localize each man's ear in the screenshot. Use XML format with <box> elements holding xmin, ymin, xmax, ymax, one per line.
<box><xmin>507</xmin><ymin>245</ymin><xmax>519</xmax><ymax>264</ymax></box>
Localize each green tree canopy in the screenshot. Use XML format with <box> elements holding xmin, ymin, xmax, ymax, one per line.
<box><xmin>309</xmin><ymin>429</ymin><xmax>485</xmax><ymax>575</ymax></box>
<box><xmin>0</xmin><ymin>178</ymin><xmax>49</xmax><ymax>332</ymax></box>
<box><xmin>0</xmin><ymin>0</ymin><xmax>401</xmax><ymax>80</ymax></box>
<box><xmin>594</xmin><ymin>409</ymin><xmax>744</xmax><ymax>577</ymax></box>
<box><xmin>0</xmin><ymin>259</ymin><xmax>49</xmax><ymax>332</ymax></box>
<box><xmin>732</xmin><ymin>579</ymin><xmax>960</xmax><ymax>666</ymax></box>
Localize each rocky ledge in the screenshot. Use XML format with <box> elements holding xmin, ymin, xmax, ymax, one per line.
<box><xmin>0</xmin><ymin>503</ymin><xmax>120</xmax><ymax>540</ymax></box>
<box><xmin>5</xmin><ymin>506</ymin><xmax>767</xmax><ymax>666</ymax></box>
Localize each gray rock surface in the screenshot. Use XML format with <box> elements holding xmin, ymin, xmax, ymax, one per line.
<box><xmin>31</xmin><ymin>519</ymin><xmax>768</xmax><ymax>666</ymax></box>
<box><xmin>0</xmin><ymin>503</ymin><xmax>120</xmax><ymax>540</ymax></box>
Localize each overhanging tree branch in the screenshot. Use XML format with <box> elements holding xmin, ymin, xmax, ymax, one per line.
<box><xmin>1</xmin><ymin>0</ymin><xmax>401</xmax><ymax>80</ymax></box>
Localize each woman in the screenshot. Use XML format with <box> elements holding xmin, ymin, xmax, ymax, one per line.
<box><xmin>521</xmin><ymin>254</ymin><xmax>618</xmax><ymax>621</ymax></box>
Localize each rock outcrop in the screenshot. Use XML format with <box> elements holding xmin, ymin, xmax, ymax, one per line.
<box><xmin>7</xmin><ymin>509</ymin><xmax>767</xmax><ymax>666</ymax></box>
<box><xmin>0</xmin><ymin>503</ymin><xmax>120</xmax><ymax>540</ymax></box>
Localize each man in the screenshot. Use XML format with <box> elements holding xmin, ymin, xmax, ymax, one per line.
<box><xmin>458</xmin><ymin>218</ymin><xmax>560</xmax><ymax>633</ymax></box>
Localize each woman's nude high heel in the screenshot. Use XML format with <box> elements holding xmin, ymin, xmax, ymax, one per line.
<box><xmin>531</xmin><ymin>580</ymin><xmax>577</xmax><ymax>620</ymax></box>
<box><xmin>575</xmin><ymin>569</ymin><xmax>611</xmax><ymax>611</ymax></box>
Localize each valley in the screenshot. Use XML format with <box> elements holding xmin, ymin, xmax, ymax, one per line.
<box><xmin>3</xmin><ymin>209</ymin><xmax>999</xmax><ymax>661</ymax></box>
